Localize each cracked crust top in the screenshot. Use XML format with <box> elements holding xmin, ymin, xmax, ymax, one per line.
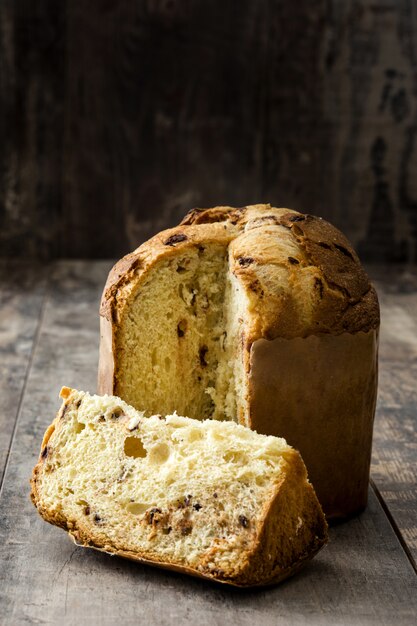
<box><xmin>100</xmin><ymin>204</ymin><xmax>379</xmax><ymax>342</ymax></box>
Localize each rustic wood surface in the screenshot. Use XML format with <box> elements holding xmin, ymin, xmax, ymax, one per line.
<box><xmin>370</xmin><ymin>267</ymin><xmax>417</xmax><ymax>566</ymax></box>
<box><xmin>0</xmin><ymin>261</ymin><xmax>416</xmax><ymax>624</ymax></box>
<box><xmin>1</xmin><ymin>2</ymin><xmax>417</xmax><ymax>262</ymax></box>
<box><xmin>0</xmin><ymin>262</ymin><xmax>47</xmax><ymax>486</ymax></box>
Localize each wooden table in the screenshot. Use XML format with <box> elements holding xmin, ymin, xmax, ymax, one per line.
<box><xmin>0</xmin><ymin>261</ymin><xmax>416</xmax><ymax>625</ymax></box>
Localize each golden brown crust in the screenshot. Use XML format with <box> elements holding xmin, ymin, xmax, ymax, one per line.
<box><xmin>100</xmin><ymin>204</ymin><xmax>379</xmax><ymax>340</ymax></box>
<box><xmin>65</xmin><ymin>529</ymin><xmax>323</xmax><ymax>588</ymax></box>
<box><xmin>30</xmin><ymin>391</ymin><xmax>73</xmax><ymax>513</ymax></box>
<box><xmin>99</xmin><ymin>222</ymin><xmax>236</xmax><ymax>323</ymax></box>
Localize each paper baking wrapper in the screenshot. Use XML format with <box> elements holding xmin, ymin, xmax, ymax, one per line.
<box><xmin>248</xmin><ymin>330</ymin><xmax>378</xmax><ymax>520</ymax></box>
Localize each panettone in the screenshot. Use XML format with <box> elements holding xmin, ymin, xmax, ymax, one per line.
<box><xmin>98</xmin><ymin>204</ymin><xmax>379</xmax><ymax>520</ymax></box>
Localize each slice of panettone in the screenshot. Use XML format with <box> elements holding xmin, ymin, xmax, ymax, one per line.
<box><xmin>31</xmin><ymin>387</ymin><xmax>328</xmax><ymax>587</ymax></box>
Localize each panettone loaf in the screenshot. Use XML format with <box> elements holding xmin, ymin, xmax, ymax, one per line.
<box><xmin>99</xmin><ymin>204</ymin><xmax>380</xmax><ymax>520</ymax></box>
<box><xmin>31</xmin><ymin>387</ymin><xmax>328</xmax><ymax>587</ymax></box>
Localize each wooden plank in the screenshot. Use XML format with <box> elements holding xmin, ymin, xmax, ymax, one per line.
<box><xmin>370</xmin><ymin>269</ymin><xmax>417</xmax><ymax>566</ymax></box>
<box><xmin>2</xmin><ymin>2</ymin><xmax>417</xmax><ymax>263</ymax></box>
<box><xmin>0</xmin><ymin>260</ymin><xmax>416</xmax><ymax>625</ymax></box>
<box><xmin>0</xmin><ymin>1</ymin><xmax>66</xmax><ymax>260</ymax></box>
<box><xmin>0</xmin><ymin>261</ymin><xmax>47</xmax><ymax>486</ymax></box>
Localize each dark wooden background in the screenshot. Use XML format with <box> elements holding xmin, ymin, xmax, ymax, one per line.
<box><xmin>1</xmin><ymin>1</ymin><xmax>417</xmax><ymax>262</ymax></box>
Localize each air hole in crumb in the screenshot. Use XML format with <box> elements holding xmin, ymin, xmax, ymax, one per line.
<box><xmin>149</xmin><ymin>442</ymin><xmax>170</xmax><ymax>465</ymax></box>
<box><xmin>151</xmin><ymin>348</ymin><xmax>158</xmax><ymax>367</ymax></box>
<box><xmin>126</xmin><ymin>502</ymin><xmax>150</xmax><ymax>515</ymax></box>
<box><xmin>110</xmin><ymin>407</ymin><xmax>124</xmax><ymax>420</ymax></box>
<box><xmin>211</xmin><ymin>430</ymin><xmax>226</xmax><ymax>442</ymax></box>
<box><xmin>124</xmin><ymin>436</ymin><xmax>147</xmax><ymax>458</ymax></box>
<box><xmin>176</xmin><ymin>265</ymin><xmax>187</xmax><ymax>274</ymax></box>
<box><xmin>187</xmin><ymin>428</ymin><xmax>203</xmax><ymax>442</ymax></box>
<box><xmin>164</xmin><ymin>356</ymin><xmax>171</xmax><ymax>371</ymax></box>
<box><xmin>223</xmin><ymin>451</ymin><xmax>248</xmax><ymax>465</ymax></box>
<box><xmin>199</xmin><ymin>345</ymin><xmax>208</xmax><ymax>367</ymax></box>
<box><xmin>177</xmin><ymin>320</ymin><xmax>187</xmax><ymax>337</ymax></box>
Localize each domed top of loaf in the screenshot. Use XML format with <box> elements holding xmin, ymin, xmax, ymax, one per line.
<box><xmin>101</xmin><ymin>204</ymin><xmax>379</xmax><ymax>341</ymax></box>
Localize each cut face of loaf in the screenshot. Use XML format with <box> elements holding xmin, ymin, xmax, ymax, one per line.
<box><xmin>31</xmin><ymin>388</ymin><xmax>328</xmax><ymax>587</ymax></box>
<box><xmin>99</xmin><ymin>204</ymin><xmax>380</xmax><ymax>520</ymax></box>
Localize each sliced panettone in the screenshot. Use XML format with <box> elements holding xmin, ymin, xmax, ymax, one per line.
<box><xmin>31</xmin><ymin>388</ymin><xmax>328</xmax><ymax>587</ymax></box>
<box><xmin>98</xmin><ymin>204</ymin><xmax>380</xmax><ymax>519</ymax></box>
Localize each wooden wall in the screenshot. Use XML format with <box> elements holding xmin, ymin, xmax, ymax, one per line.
<box><xmin>1</xmin><ymin>1</ymin><xmax>417</xmax><ymax>262</ymax></box>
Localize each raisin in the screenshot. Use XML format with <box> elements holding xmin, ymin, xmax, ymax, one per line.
<box><xmin>147</xmin><ymin>508</ymin><xmax>162</xmax><ymax>524</ymax></box>
<box><xmin>93</xmin><ymin>514</ymin><xmax>102</xmax><ymax>524</ymax></box>
<box><xmin>256</xmin><ymin>215</ymin><xmax>278</xmax><ymax>224</ymax></box>
<box><xmin>314</xmin><ymin>277</ymin><xmax>324</xmax><ymax>299</ymax></box>
<box><xmin>41</xmin><ymin>447</ymin><xmax>48</xmax><ymax>459</ymax></box>
<box><xmin>238</xmin><ymin>515</ymin><xmax>249</xmax><ymax>528</ymax></box>
<box><xmin>180</xmin><ymin>522</ymin><xmax>193</xmax><ymax>536</ymax></box>
<box><xmin>84</xmin><ymin>506</ymin><xmax>90</xmax><ymax>515</ymax></box>
<box><xmin>199</xmin><ymin>346</ymin><xmax>208</xmax><ymax>367</ymax></box>
<box><xmin>193</xmin><ymin>503</ymin><xmax>202</xmax><ymax>511</ymax></box>
<box><xmin>60</xmin><ymin>405</ymin><xmax>69</xmax><ymax>420</ymax></box>
<box><xmin>184</xmin><ymin>495</ymin><xmax>192</xmax><ymax>506</ymax></box>
<box><xmin>164</xmin><ymin>233</ymin><xmax>188</xmax><ymax>246</ymax></box>
<box><xmin>238</xmin><ymin>256</ymin><xmax>254</xmax><ymax>267</ymax></box>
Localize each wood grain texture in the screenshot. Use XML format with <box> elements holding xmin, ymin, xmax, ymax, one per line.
<box><xmin>0</xmin><ymin>261</ymin><xmax>416</xmax><ymax>624</ymax></box>
<box><xmin>1</xmin><ymin>2</ymin><xmax>417</xmax><ymax>261</ymax></box>
<box><xmin>0</xmin><ymin>261</ymin><xmax>47</xmax><ymax>486</ymax></box>
<box><xmin>370</xmin><ymin>267</ymin><xmax>417</xmax><ymax>566</ymax></box>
